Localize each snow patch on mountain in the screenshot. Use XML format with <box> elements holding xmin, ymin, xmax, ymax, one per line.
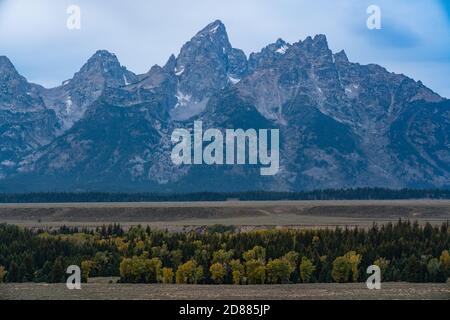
<box><xmin>65</xmin><ymin>96</ymin><xmax>73</xmax><ymax>113</ymax></box>
<box><xmin>175</xmin><ymin>67</ymin><xmax>185</xmax><ymax>76</ymax></box>
<box><xmin>174</xmin><ymin>91</ymin><xmax>192</xmax><ymax>109</ymax></box>
<box><xmin>276</xmin><ymin>45</ymin><xmax>289</xmax><ymax>54</ymax></box>
<box><xmin>123</xmin><ymin>75</ymin><xmax>130</xmax><ymax>85</ymax></box>
<box><xmin>228</xmin><ymin>75</ymin><xmax>241</xmax><ymax>84</ymax></box>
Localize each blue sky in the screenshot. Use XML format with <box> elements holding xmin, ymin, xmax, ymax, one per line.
<box><xmin>0</xmin><ymin>0</ymin><xmax>449</xmax><ymax>97</ymax></box>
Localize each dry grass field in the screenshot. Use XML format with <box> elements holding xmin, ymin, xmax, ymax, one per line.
<box><xmin>0</xmin><ymin>200</ymin><xmax>448</xmax><ymax>231</ymax></box>
<box><xmin>1</xmin><ymin>279</ymin><xmax>448</xmax><ymax>300</ymax></box>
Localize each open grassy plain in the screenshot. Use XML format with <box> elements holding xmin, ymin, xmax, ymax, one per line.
<box><xmin>0</xmin><ymin>200</ymin><xmax>448</xmax><ymax>231</ymax></box>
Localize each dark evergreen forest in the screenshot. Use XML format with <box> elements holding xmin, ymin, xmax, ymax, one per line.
<box><xmin>0</xmin><ymin>221</ymin><xmax>448</xmax><ymax>284</ymax></box>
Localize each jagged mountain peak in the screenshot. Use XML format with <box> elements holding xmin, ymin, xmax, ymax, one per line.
<box><xmin>334</xmin><ymin>50</ymin><xmax>349</xmax><ymax>64</ymax></box>
<box><xmin>248</xmin><ymin>38</ymin><xmax>291</xmax><ymax>72</ymax></box>
<box><xmin>172</xmin><ymin>20</ymin><xmax>247</xmax><ymax>106</ymax></box>
<box><xmin>313</xmin><ymin>34</ymin><xmax>328</xmax><ymax>44</ymax></box>
<box><xmin>300</xmin><ymin>34</ymin><xmax>328</xmax><ymax>44</ymax></box>
<box><xmin>196</xmin><ymin>19</ymin><xmax>227</xmax><ymax>37</ymax></box>
<box><xmin>37</xmin><ymin>50</ymin><xmax>138</xmax><ymax>132</ymax></box>
<box><xmin>0</xmin><ymin>56</ymin><xmax>22</xmax><ymax>80</ymax></box>
<box><xmin>294</xmin><ymin>34</ymin><xmax>330</xmax><ymax>55</ymax></box>
<box><xmin>163</xmin><ymin>54</ymin><xmax>177</xmax><ymax>72</ymax></box>
<box><xmin>0</xmin><ymin>55</ymin><xmax>47</xmax><ymax>112</ymax></box>
<box><xmin>274</xmin><ymin>38</ymin><xmax>289</xmax><ymax>47</ymax></box>
<box><xmin>0</xmin><ymin>55</ymin><xmax>15</xmax><ymax>70</ymax></box>
<box><xmin>266</xmin><ymin>38</ymin><xmax>291</xmax><ymax>54</ymax></box>
<box><xmin>76</xmin><ymin>50</ymin><xmax>122</xmax><ymax>77</ymax></box>
<box><xmin>182</xmin><ymin>20</ymin><xmax>232</xmax><ymax>53</ymax></box>
<box><xmin>92</xmin><ymin>49</ymin><xmax>117</xmax><ymax>59</ymax></box>
<box><xmin>66</xmin><ymin>49</ymin><xmax>137</xmax><ymax>90</ymax></box>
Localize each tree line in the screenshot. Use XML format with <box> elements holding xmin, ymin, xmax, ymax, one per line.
<box><xmin>1</xmin><ymin>188</ymin><xmax>450</xmax><ymax>203</ymax></box>
<box><xmin>0</xmin><ymin>221</ymin><xmax>448</xmax><ymax>285</ymax></box>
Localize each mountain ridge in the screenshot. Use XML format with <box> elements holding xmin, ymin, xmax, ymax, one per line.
<box><xmin>0</xmin><ymin>20</ymin><xmax>449</xmax><ymax>192</ymax></box>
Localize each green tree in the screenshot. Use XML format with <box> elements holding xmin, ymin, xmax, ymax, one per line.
<box><xmin>266</xmin><ymin>259</ymin><xmax>291</xmax><ymax>284</ymax></box>
<box><xmin>345</xmin><ymin>251</ymin><xmax>362</xmax><ymax>282</ymax></box>
<box><xmin>119</xmin><ymin>255</ymin><xmax>162</xmax><ymax>283</ymax></box>
<box><xmin>162</xmin><ymin>267</ymin><xmax>174</xmax><ymax>284</ymax></box>
<box><xmin>230</xmin><ymin>259</ymin><xmax>244</xmax><ymax>285</ymax></box>
<box><xmin>144</xmin><ymin>257</ymin><xmax>163</xmax><ymax>283</ymax></box>
<box><xmin>34</xmin><ymin>261</ymin><xmax>52</xmax><ymax>283</ymax></box>
<box><xmin>299</xmin><ymin>257</ymin><xmax>316</xmax><ymax>283</ymax></box>
<box><xmin>81</xmin><ymin>260</ymin><xmax>92</xmax><ymax>283</ymax></box>
<box><xmin>176</xmin><ymin>260</ymin><xmax>203</xmax><ymax>284</ymax></box>
<box><xmin>119</xmin><ymin>256</ymin><xmax>145</xmax><ymax>283</ymax></box>
<box><xmin>51</xmin><ymin>257</ymin><xmax>65</xmax><ymax>283</ymax></box>
<box><xmin>282</xmin><ymin>251</ymin><xmax>299</xmax><ymax>276</ymax></box>
<box><xmin>170</xmin><ymin>250</ymin><xmax>183</xmax><ymax>268</ymax></box>
<box><xmin>245</xmin><ymin>260</ymin><xmax>266</xmax><ymax>284</ymax></box>
<box><xmin>92</xmin><ymin>251</ymin><xmax>114</xmax><ymax>276</ymax></box>
<box><xmin>119</xmin><ymin>258</ymin><xmax>134</xmax><ymax>283</ymax></box>
<box><xmin>331</xmin><ymin>252</ymin><xmax>362</xmax><ymax>283</ymax></box>
<box><xmin>243</xmin><ymin>246</ymin><xmax>266</xmax><ymax>262</ymax></box>
<box><xmin>212</xmin><ymin>249</ymin><xmax>234</xmax><ymax>264</ymax></box>
<box><xmin>426</xmin><ymin>258</ymin><xmax>447</xmax><ymax>282</ymax></box>
<box><xmin>404</xmin><ymin>255</ymin><xmax>422</xmax><ymax>282</ymax></box>
<box><xmin>210</xmin><ymin>262</ymin><xmax>226</xmax><ymax>284</ymax></box>
<box><xmin>331</xmin><ymin>256</ymin><xmax>351</xmax><ymax>283</ymax></box>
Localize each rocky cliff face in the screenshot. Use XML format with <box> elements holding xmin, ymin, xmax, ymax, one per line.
<box><xmin>0</xmin><ymin>21</ymin><xmax>448</xmax><ymax>192</ymax></box>
<box><xmin>0</xmin><ymin>56</ymin><xmax>60</xmax><ymax>180</ymax></box>
<box><xmin>39</xmin><ymin>50</ymin><xmax>138</xmax><ymax>131</ymax></box>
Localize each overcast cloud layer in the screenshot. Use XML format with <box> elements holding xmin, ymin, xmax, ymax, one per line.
<box><xmin>0</xmin><ymin>0</ymin><xmax>449</xmax><ymax>97</ymax></box>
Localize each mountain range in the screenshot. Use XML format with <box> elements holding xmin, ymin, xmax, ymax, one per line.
<box><xmin>1</xmin><ymin>20</ymin><xmax>449</xmax><ymax>192</ymax></box>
